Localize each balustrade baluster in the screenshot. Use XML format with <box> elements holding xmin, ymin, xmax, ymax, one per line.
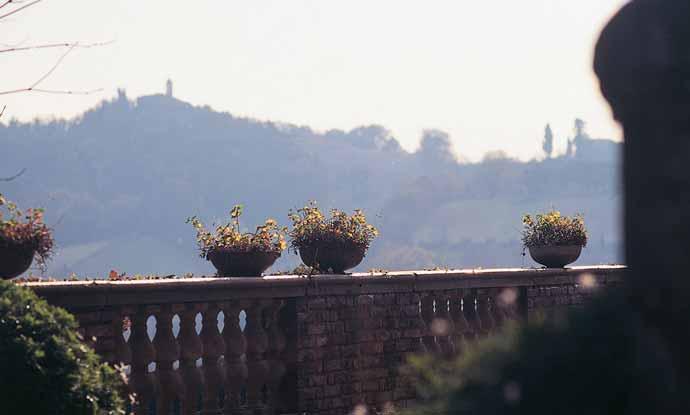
<box><xmin>245</xmin><ymin>299</ymin><xmax>270</xmax><ymax>412</ymax></box>
<box><xmin>433</xmin><ymin>291</ymin><xmax>455</xmax><ymax>357</ymax></box>
<box><xmin>179</xmin><ymin>304</ymin><xmax>204</xmax><ymax>415</ymax></box>
<box><xmin>111</xmin><ymin>310</ymin><xmax>132</xmax><ymax>368</ymax></box>
<box><xmin>223</xmin><ymin>300</ymin><xmax>248</xmax><ymax>413</ymax></box>
<box><xmin>410</xmin><ymin>293</ymin><xmax>427</xmax><ymax>354</ymax></box>
<box><xmin>476</xmin><ymin>289</ymin><xmax>495</xmax><ymax>336</ymax></box>
<box><xmin>155</xmin><ymin>304</ymin><xmax>185</xmax><ymax>415</ymax></box>
<box><xmin>462</xmin><ymin>289</ymin><xmax>480</xmax><ymax>341</ymax></box>
<box><xmin>265</xmin><ymin>299</ymin><xmax>287</xmax><ymax>410</ymax></box>
<box><xmin>201</xmin><ymin>303</ymin><xmax>226</xmax><ymax>414</ymax></box>
<box><xmin>129</xmin><ymin>306</ymin><xmax>158</xmax><ymax>415</ymax></box>
<box><xmin>420</xmin><ymin>293</ymin><xmax>439</xmax><ymax>354</ymax></box>
<box><xmin>490</xmin><ymin>288</ymin><xmax>511</xmax><ymax>328</ymax></box>
<box><xmin>449</xmin><ymin>290</ymin><xmax>469</xmax><ymax>355</ymax></box>
<box><xmin>503</xmin><ymin>287</ymin><xmax>522</xmax><ymax>321</ymax></box>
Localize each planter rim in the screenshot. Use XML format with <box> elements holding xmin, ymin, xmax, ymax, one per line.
<box><xmin>525</xmin><ymin>244</ymin><xmax>585</xmax><ymax>248</ymax></box>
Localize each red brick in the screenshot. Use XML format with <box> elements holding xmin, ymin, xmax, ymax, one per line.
<box><xmin>324</xmin><ymin>359</ymin><xmax>343</xmax><ymax>372</ymax></box>
<box><xmin>355</xmin><ymin>295</ymin><xmax>374</xmax><ymax>305</ymax></box>
<box><xmin>85</xmin><ymin>323</ymin><xmax>114</xmax><ymax>338</ymax></box>
<box><xmin>301</xmin><ymin>387</ymin><xmax>324</xmax><ymax>400</ymax></box>
<box><xmin>363</xmin><ymin>380</ymin><xmax>380</xmax><ymax>392</ymax></box>
<box><xmin>323</xmin><ymin>384</ymin><xmax>341</xmax><ymax>397</ymax></box>
<box><xmin>360</xmin><ymin>342</ymin><xmax>384</xmax><ymax>354</ymax></box>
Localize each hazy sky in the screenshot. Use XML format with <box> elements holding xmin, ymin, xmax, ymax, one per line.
<box><xmin>2</xmin><ymin>0</ymin><xmax>627</xmax><ymax>161</ymax></box>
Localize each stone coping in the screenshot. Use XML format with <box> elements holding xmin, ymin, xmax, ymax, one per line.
<box><xmin>22</xmin><ymin>265</ymin><xmax>624</xmax><ymax>309</ymax></box>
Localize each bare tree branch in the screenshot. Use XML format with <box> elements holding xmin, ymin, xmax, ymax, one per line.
<box><xmin>0</xmin><ymin>0</ymin><xmax>43</xmax><ymax>21</ymax></box>
<box><xmin>0</xmin><ymin>105</ymin><xmax>5</xmax><ymax>117</ymax></box>
<box><xmin>0</xmin><ymin>43</ymin><xmax>82</xmax><ymax>96</ymax></box>
<box><xmin>31</xmin><ymin>87</ymin><xmax>102</xmax><ymax>95</ymax></box>
<box><xmin>0</xmin><ymin>168</ymin><xmax>26</xmax><ymax>182</ymax></box>
<box><xmin>0</xmin><ymin>0</ymin><xmax>104</xmax><ymax>100</ymax></box>
<box><xmin>0</xmin><ymin>40</ymin><xmax>113</xmax><ymax>54</ymax></box>
<box><xmin>0</xmin><ymin>35</ymin><xmax>28</xmax><ymax>47</ymax></box>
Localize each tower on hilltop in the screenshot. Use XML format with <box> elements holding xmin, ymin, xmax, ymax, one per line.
<box><xmin>166</xmin><ymin>79</ymin><xmax>173</xmax><ymax>97</ymax></box>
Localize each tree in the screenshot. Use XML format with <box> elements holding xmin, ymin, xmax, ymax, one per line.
<box><xmin>574</xmin><ymin>118</ymin><xmax>586</xmax><ymax>138</ymax></box>
<box><xmin>0</xmin><ymin>280</ymin><xmax>126</xmax><ymax>414</ymax></box>
<box><xmin>542</xmin><ymin>124</ymin><xmax>553</xmax><ymax>158</ymax></box>
<box><xmin>404</xmin><ymin>294</ymin><xmax>674</xmax><ymax>415</ymax></box>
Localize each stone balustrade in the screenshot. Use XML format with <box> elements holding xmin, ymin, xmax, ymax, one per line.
<box><xmin>24</xmin><ymin>265</ymin><xmax>624</xmax><ymax>415</ymax></box>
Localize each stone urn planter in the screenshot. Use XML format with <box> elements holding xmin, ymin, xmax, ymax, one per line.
<box><xmin>207</xmin><ymin>249</ymin><xmax>280</xmax><ymax>277</ymax></box>
<box><xmin>298</xmin><ymin>241</ymin><xmax>365</xmax><ymax>274</ymax></box>
<box><xmin>0</xmin><ymin>244</ymin><xmax>34</xmax><ymax>280</ymax></box>
<box><xmin>528</xmin><ymin>245</ymin><xmax>582</xmax><ymax>268</ymax></box>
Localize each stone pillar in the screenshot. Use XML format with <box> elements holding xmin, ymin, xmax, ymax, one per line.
<box><xmin>594</xmin><ymin>0</ymin><xmax>690</xmax><ymax>384</ymax></box>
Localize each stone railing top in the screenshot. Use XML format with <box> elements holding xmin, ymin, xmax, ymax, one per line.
<box><xmin>23</xmin><ymin>265</ymin><xmax>624</xmax><ymax>309</ymax></box>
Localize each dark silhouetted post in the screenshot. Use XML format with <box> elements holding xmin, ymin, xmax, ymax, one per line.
<box><xmin>595</xmin><ymin>0</ymin><xmax>690</xmax><ymax>386</ymax></box>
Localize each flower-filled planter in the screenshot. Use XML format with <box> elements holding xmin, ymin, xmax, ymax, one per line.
<box><xmin>0</xmin><ymin>194</ymin><xmax>54</xmax><ymax>279</ymax></box>
<box><xmin>188</xmin><ymin>205</ymin><xmax>286</xmax><ymax>277</ymax></box>
<box><xmin>522</xmin><ymin>210</ymin><xmax>588</xmax><ymax>268</ymax></box>
<box><xmin>288</xmin><ymin>202</ymin><xmax>378</xmax><ymax>273</ymax></box>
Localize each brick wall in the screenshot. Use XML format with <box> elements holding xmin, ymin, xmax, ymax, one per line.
<box><xmin>296</xmin><ymin>293</ymin><xmax>422</xmax><ymax>415</ymax></box>
<box><xmin>294</xmin><ymin>274</ymin><xmax>623</xmax><ymax>415</ymax></box>
<box><xmin>27</xmin><ymin>266</ymin><xmax>625</xmax><ymax>415</ymax></box>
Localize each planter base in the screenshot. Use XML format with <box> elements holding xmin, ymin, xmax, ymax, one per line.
<box><xmin>528</xmin><ymin>245</ymin><xmax>582</xmax><ymax>268</ymax></box>
<box><xmin>299</xmin><ymin>242</ymin><xmax>365</xmax><ymax>274</ymax></box>
<box><xmin>207</xmin><ymin>250</ymin><xmax>280</xmax><ymax>277</ymax></box>
<box><xmin>0</xmin><ymin>244</ymin><xmax>34</xmax><ymax>280</ymax></box>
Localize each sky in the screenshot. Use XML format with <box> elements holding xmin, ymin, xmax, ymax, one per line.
<box><xmin>1</xmin><ymin>0</ymin><xmax>628</xmax><ymax>161</ymax></box>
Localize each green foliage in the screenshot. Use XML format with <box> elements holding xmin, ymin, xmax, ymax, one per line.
<box><xmin>404</xmin><ymin>293</ymin><xmax>676</xmax><ymax>414</ymax></box>
<box><xmin>187</xmin><ymin>204</ymin><xmax>287</xmax><ymax>258</ymax></box>
<box><xmin>521</xmin><ymin>210</ymin><xmax>587</xmax><ymax>248</ymax></box>
<box><xmin>0</xmin><ymin>193</ymin><xmax>54</xmax><ymax>269</ymax></box>
<box><xmin>288</xmin><ymin>201</ymin><xmax>379</xmax><ymax>251</ymax></box>
<box><xmin>0</xmin><ymin>280</ymin><xmax>126</xmax><ymax>414</ymax></box>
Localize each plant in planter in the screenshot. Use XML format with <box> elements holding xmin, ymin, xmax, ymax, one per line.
<box><xmin>0</xmin><ymin>194</ymin><xmax>54</xmax><ymax>279</ymax></box>
<box><xmin>522</xmin><ymin>210</ymin><xmax>588</xmax><ymax>268</ymax></box>
<box><xmin>187</xmin><ymin>204</ymin><xmax>287</xmax><ymax>277</ymax></box>
<box><xmin>288</xmin><ymin>201</ymin><xmax>379</xmax><ymax>273</ymax></box>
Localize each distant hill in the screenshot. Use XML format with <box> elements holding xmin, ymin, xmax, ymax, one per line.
<box><xmin>0</xmin><ymin>92</ymin><xmax>623</xmax><ymax>277</ymax></box>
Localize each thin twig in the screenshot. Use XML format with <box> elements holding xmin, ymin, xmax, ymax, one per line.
<box><xmin>0</xmin><ymin>0</ymin><xmax>43</xmax><ymax>21</ymax></box>
<box><xmin>29</xmin><ymin>42</ymin><xmax>75</xmax><ymax>89</ymax></box>
<box><xmin>0</xmin><ymin>168</ymin><xmax>27</xmax><ymax>182</ymax></box>
<box><xmin>31</xmin><ymin>87</ymin><xmax>102</xmax><ymax>95</ymax></box>
<box><xmin>0</xmin><ymin>105</ymin><xmax>5</xmax><ymax>117</ymax></box>
<box><xmin>0</xmin><ymin>40</ymin><xmax>113</xmax><ymax>54</ymax></box>
<box><xmin>0</xmin><ymin>43</ymin><xmax>80</xmax><ymax>96</ymax></box>
<box><xmin>0</xmin><ymin>35</ymin><xmax>28</xmax><ymax>48</ymax></box>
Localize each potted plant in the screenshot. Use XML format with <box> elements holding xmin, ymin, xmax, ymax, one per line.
<box><xmin>288</xmin><ymin>202</ymin><xmax>379</xmax><ymax>273</ymax></box>
<box><xmin>522</xmin><ymin>210</ymin><xmax>588</xmax><ymax>268</ymax></box>
<box><xmin>0</xmin><ymin>194</ymin><xmax>54</xmax><ymax>279</ymax></box>
<box><xmin>187</xmin><ymin>205</ymin><xmax>286</xmax><ymax>277</ymax></box>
